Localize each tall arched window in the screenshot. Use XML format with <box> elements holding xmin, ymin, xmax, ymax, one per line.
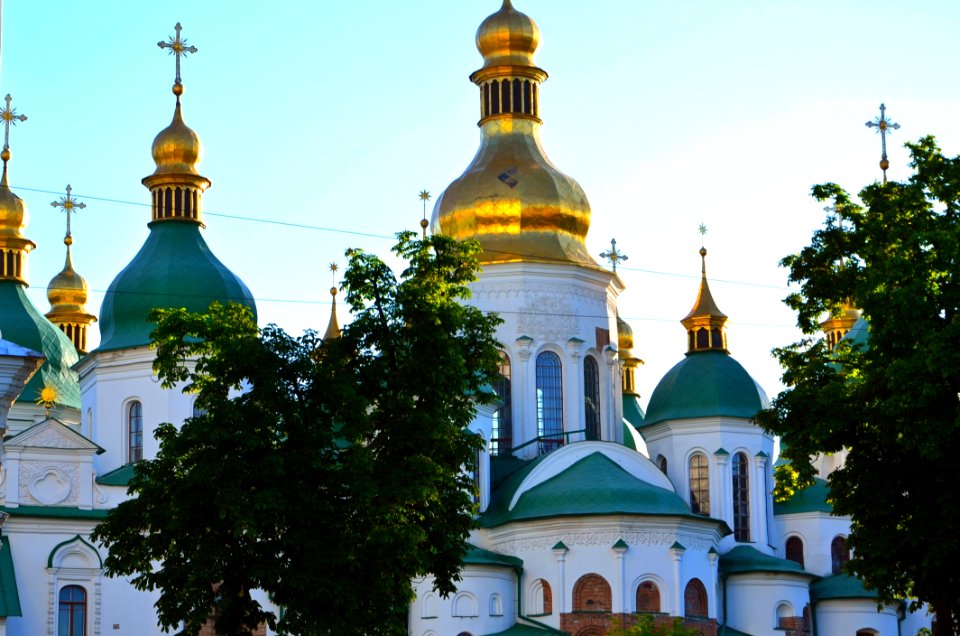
<box><xmin>530</xmin><ymin>579</ymin><xmax>552</xmax><ymax>615</ymax></box>
<box><xmin>683</xmin><ymin>579</ymin><xmax>708</xmax><ymax>618</ymax></box>
<box><xmin>831</xmin><ymin>536</ymin><xmax>850</xmax><ymax>574</ymax></box>
<box><xmin>536</xmin><ymin>351</ymin><xmax>563</xmax><ymax>453</ymax></box>
<box><xmin>58</xmin><ymin>585</ymin><xmax>86</xmax><ymax>636</ymax></box>
<box><xmin>732</xmin><ymin>452</ymin><xmax>750</xmax><ymax>541</ymax></box>
<box><xmin>688</xmin><ymin>453</ymin><xmax>710</xmax><ymax>515</ymax></box>
<box><xmin>786</xmin><ymin>536</ymin><xmax>804</xmax><ymax>567</ymax></box>
<box><xmin>636</xmin><ymin>581</ymin><xmax>660</xmax><ymax>612</ymax></box>
<box><xmin>491</xmin><ymin>352</ymin><xmax>513</xmax><ymax>455</ymax></box>
<box><xmin>128</xmin><ymin>401</ymin><xmax>143</xmax><ymax>463</ymax></box>
<box><xmin>583</xmin><ymin>355</ymin><xmax>601</xmax><ymax>440</ymax></box>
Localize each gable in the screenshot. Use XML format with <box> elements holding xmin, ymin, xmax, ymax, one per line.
<box><xmin>4</xmin><ymin>418</ymin><xmax>103</xmax><ymax>454</ymax></box>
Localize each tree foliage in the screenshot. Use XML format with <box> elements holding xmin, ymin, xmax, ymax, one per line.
<box><xmin>91</xmin><ymin>232</ymin><xmax>503</xmax><ymax>636</ymax></box>
<box><xmin>756</xmin><ymin>137</ymin><xmax>960</xmax><ymax>635</ymax></box>
<box><xmin>607</xmin><ymin>615</ymin><xmax>699</xmax><ymax>636</ymax></box>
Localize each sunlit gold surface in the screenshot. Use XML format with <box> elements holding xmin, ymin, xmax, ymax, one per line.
<box><xmin>151</xmin><ymin>102</ymin><xmax>203</xmax><ymax>175</ymax></box>
<box><xmin>476</xmin><ymin>0</ymin><xmax>539</xmax><ymax>69</ymax></box>
<box><xmin>681</xmin><ymin>248</ymin><xmax>729</xmax><ymax>352</ymax></box>
<box><xmin>617</xmin><ymin>314</ymin><xmax>634</xmax><ymax>353</ymax></box>
<box><xmin>47</xmin><ymin>246</ymin><xmax>91</xmax><ymax>313</ymax></box>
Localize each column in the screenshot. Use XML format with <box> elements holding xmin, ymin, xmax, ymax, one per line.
<box><xmin>669</xmin><ymin>542</ymin><xmax>685</xmax><ymax>616</ymax></box>
<box><xmin>754</xmin><ymin>452</ymin><xmax>770</xmax><ymax>545</ymax></box>
<box><xmin>552</xmin><ymin>542</ymin><xmax>569</xmax><ymax>614</ymax></box>
<box><xmin>612</xmin><ymin>539</ymin><xmax>628</xmax><ymax>613</ymax></box>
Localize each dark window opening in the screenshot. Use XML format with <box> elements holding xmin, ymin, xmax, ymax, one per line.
<box><xmin>536</xmin><ymin>351</ymin><xmax>563</xmax><ymax>454</ymax></box>
<box><xmin>491</xmin><ymin>352</ymin><xmax>513</xmax><ymax>455</ymax></box>
<box><xmin>733</xmin><ymin>452</ymin><xmax>750</xmax><ymax>541</ymax></box>
<box><xmin>584</xmin><ymin>355</ymin><xmax>601</xmax><ymax>440</ymax></box>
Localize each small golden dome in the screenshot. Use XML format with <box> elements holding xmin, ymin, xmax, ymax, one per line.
<box><xmin>151</xmin><ymin>101</ymin><xmax>203</xmax><ymax>175</ymax></box>
<box><xmin>0</xmin><ymin>169</ymin><xmax>29</xmax><ymax>243</ymax></box>
<box><xmin>47</xmin><ymin>246</ymin><xmax>89</xmax><ymax>312</ymax></box>
<box><xmin>617</xmin><ymin>314</ymin><xmax>634</xmax><ymax>353</ymax></box>
<box><xmin>477</xmin><ymin>0</ymin><xmax>540</xmax><ymax>69</ymax></box>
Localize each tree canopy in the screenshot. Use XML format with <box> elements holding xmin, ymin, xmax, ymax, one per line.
<box><xmin>91</xmin><ymin>232</ymin><xmax>503</xmax><ymax>636</ymax></box>
<box><xmin>757</xmin><ymin>137</ymin><xmax>960</xmax><ymax>635</ymax></box>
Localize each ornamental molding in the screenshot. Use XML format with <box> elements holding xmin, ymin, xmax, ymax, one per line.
<box><xmin>21</xmin><ymin>462</ymin><xmax>78</xmax><ymax>506</ymax></box>
<box><xmin>13</xmin><ymin>426</ymin><xmax>87</xmax><ymax>450</ymax></box>
<box><xmin>472</xmin><ymin>281</ymin><xmax>607</xmax><ymax>307</ymax></box>
<box><xmin>490</xmin><ymin>530</ymin><xmax>712</xmax><ymax>553</ymax></box>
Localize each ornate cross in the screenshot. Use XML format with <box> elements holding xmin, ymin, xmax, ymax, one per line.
<box><xmin>698</xmin><ymin>223</ymin><xmax>708</xmax><ymax>243</ymax></box>
<box><xmin>158</xmin><ymin>23</ymin><xmax>198</xmax><ymax>88</ymax></box>
<box><xmin>1</xmin><ymin>94</ymin><xmax>28</xmax><ymax>157</ymax></box>
<box><xmin>419</xmin><ymin>189</ymin><xmax>431</xmax><ymax>237</ymax></box>
<box><xmin>865</xmin><ymin>103</ymin><xmax>900</xmax><ymax>183</ymax></box>
<box><xmin>600</xmin><ymin>238</ymin><xmax>628</xmax><ymax>272</ymax></box>
<box><xmin>51</xmin><ymin>185</ymin><xmax>86</xmax><ymax>240</ymax></box>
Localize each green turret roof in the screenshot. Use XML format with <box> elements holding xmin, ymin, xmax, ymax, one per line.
<box><xmin>464</xmin><ymin>544</ymin><xmax>523</xmax><ymax>571</ymax></box>
<box><xmin>643</xmin><ymin>350</ymin><xmax>769</xmax><ymax>427</ymax></box>
<box><xmin>810</xmin><ymin>574</ymin><xmax>879</xmax><ymax>601</ymax></box>
<box><xmin>719</xmin><ymin>545</ymin><xmax>815</xmax><ymax>579</ymax></box>
<box><xmin>0</xmin><ymin>282</ymin><xmax>79</xmax><ymax>408</ymax></box>
<box><xmin>774</xmin><ymin>477</ymin><xmax>833</xmax><ymax>516</ymax></box>
<box><xmin>96</xmin><ymin>222</ymin><xmax>256</xmax><ymax>352</ymax></box>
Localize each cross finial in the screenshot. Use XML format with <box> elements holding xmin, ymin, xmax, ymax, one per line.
<box><xmin>698</xmin><ymin>223</ymin><xmax>708</xmax><ymax>244</ymax></box>
<box><xmin>419</xmin><ymin>189</ymin><xmax>431</xmax><ymax>238</ymax></box>
<box><xmin>0</xmin><ymin>94</ymin><xmax>28</xmax><ymax>165</ymax></box>
<box><xmin>158</xmin><ymin>23</ymin><xmax>198</xmax><ymax>98</ymax></box>
<box><xmin>51</xmin><ymin>184</ymin><xmax>86</xmax><ymax>244</ymax></box>
<box><xmin>600</xmin><ymin>238</ymin><xmax>628</xmax><ymax>272</ymax></box>
<box><xmin>865</xmin><ymin>103</ymin><xmax>900</xmax><ymax>183</ymax></box>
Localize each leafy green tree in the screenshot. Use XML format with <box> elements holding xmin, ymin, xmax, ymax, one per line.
<box><xmin>607</xmin><ymin>615</ymin><xmax>698</xmax><ymax>636</ymax></box>
<box><xmin>757</xmin><ymin>137</ymin><xmax>960</xmax><ymax>635</ymax></box>
<box><xmin>91</xmin><ymin>232</ymin><xmax>503</xmax><ymax>636</ymax></box>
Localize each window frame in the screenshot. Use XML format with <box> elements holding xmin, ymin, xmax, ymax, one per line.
<box><xmin>127</xmin><ymin>400</ymin><xmax>143</xmax><ymax>463</ymax></box>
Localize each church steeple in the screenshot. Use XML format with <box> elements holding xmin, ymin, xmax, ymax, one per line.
<box><xmin>324</xmin><ymin>263</ymin><xmax>340</xmax><ymax>341</ymax></box>
<box><xmin>142</xmin><ymin>23</ymin><xmax>209</xmax><ymax>225</ymax></box>
<box><xmin>681</xmin><ymin>248</ymin><xmax>729</xmax><ymax>353</ymax></box>
<box><xmin>0</xmin><ymin>94</ymin><xmax>35</xmax><ymax>284</ymax></box>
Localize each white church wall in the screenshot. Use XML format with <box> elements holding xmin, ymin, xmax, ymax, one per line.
<box><xmin>724</xmin><ymin>573</ymin><xmax>810</xmax><ymax>636</ymax></box>
<box><xmin>815</xmin><ymin>599</ymin><xmax>899</xmax><ymax>636</ymax></box>
<box><xmin>773</xmin><ymin>512</ymin><xmax>851</xmax><ymax>578</ymax></box>
<box><xmin>409</xmin><ymin>567</ymin><xmax>516</xmax><ymax>636</ymax></box>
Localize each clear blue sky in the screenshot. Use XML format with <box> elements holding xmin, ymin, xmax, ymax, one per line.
<box><xmin>2</xmin><ymin>1</ymin><xmax>960</xmax><ymax>404</ymax></box>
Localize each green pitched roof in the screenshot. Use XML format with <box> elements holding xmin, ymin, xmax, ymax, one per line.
<box><xmin>482</xmin><ymin>451</ymin><xmax>710</xmax><ymax>528</ymax></box>
<box><xmin>463</xmin><ymin>544</ymin><xmax>523</xmax><ymax>571</ymax></box>
<box><xmin>643</xmin><ymin>350</ymin><xmax>769</xmax><ymax>427</ymax></box>
<box><xmin>96</xmin><ymin>222</ymin><xmax>256</xmax><ymax>352</ymax></box>
<box><xmin>0</xmin><ymin>505</ymin><xmax>109</xmax><ymax>520</ymax></box>
<box><xmin>483</xmin><ymin>624</ymin><xmax>562</xmax><ymax>636</ymax></box>
<box><xmin>623</xmin><ymin>393</ymin><xmax>645</xmax><ymax>428</ymax></box>
<box><xmin>96</xmin><ymin>463</ymin><xmax>137</xmax><ymax>487</ymax></box>
<box><xmin>774</xmin><ymin>477</ymin><xmax>833</xmax><ymax>516</ymax></box>
<box><xmin>0</xmin><ymin>537</ymin><xmax>21</xmax><ymax>617</ymax></box>
<box><xmin>720</xmin><ymin>545</ymin><xmax>815</xmax><ymax>579</ymax></box>
<box><xmin>811</xmin><ymin>574</ymin><xmax>879</xmax><ymax>602</ymax></box>
<box><xmin>718</xmin><ymin>626</ymin><xmax>753</xmax><ymax>636</ymax></box>
<box><xmin>0</xmin><ymin>282</ymin><xmax>80</xmax><ymax>408</ymax></box>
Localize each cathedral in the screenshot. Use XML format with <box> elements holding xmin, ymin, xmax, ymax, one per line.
<box><xmin>0</xmin><ymin>2</ymin><xmax>935</xmax><ymax>636</ymax></box>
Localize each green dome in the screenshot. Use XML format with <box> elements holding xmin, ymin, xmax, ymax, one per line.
<box><xmin>720</xmin><ymin>545</ymin><xmax>815</xmax><ymax>578</ymax></box>
<box><xmin>0</xmin><ymin>282</ymin><xmax>80</xmax><ymax>408</ymax></box>
<box><xmin>643</xmin><ymin>350</ymin><xmax>769</xmax><ymax>427</ymax></box>
<box><xmin>811</xmin><ymin>574</ymin><xmax>879</xmax><ymax>601</ymax></box>
<box><xmin>97</xmin><ymin>222</ymin><xmax>256</xmax><ymax>352</ymax></box>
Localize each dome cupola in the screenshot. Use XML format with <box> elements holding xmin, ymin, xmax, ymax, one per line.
<box><xmin>681</xmin><ymin>248</ymin><xmax>729</xmax><ymax>353</ymax></box>
<box><xmin>432</xmin><ymin>1</ymin><xmax>598</xmax><ymax>267</ymax></box>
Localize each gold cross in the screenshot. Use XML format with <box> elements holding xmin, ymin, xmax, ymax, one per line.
<box><xmin>600</xmin><ymin>238</ymin><xmax>628</xmax><ymax>272</ymax></box>
<box><xmin>1</xmin><ymin>94</ymin><xmax>28</xmax><ymax>160</ymax></box>
<box><xmin>50</xmin><ymin>185</ymin><xmax>86</xmax><ymax>241</ymax></box>
<box><xmin>419</xmin><ymin>189</ymin><xmax>431</xmax><ymax>237</ymax></box>
<box><xmin>158</xmin><ymin>23</ymin><xmax>198</xmax><ymax>89</ymax></box>
<box><xmin>865</xmin><ymin>103</ymin><xmax>900</xmax><ymax>183</ymax></box>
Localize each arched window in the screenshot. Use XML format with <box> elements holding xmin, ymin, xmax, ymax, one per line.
<box><xmin>530</xmin><ymin>579</ymin><xmax>552</xmax><ymax>615</ymax></box>
<box><xmin>786</xmin><ymin>536</ymin><xmax>804</xmax><ymax>567</ymax></box>
<box><xmin>489</xmin><ymin>593</ymin><xmax>503</xmax><ymax>616</ymax></box>
<box><xmin>831</xmin><ymin>535</ymin><xmax>850</xmax><ymax>575</ymax></box>
<box><xmin>128</xmin><ymin>401</ymin><xmax>143</xmax><ymax>463</ymax></box>
<box><xmin>696</xmin><ymin>328</ymin><xmax>709</xmax><ymax>349</ymax></box>
<box><xmin>491</xmin><ymin>352</ymin><xmax>512</xmax><ymax>455</ymax></box>
<box><xmin>58</xmin><ymin>585</ymin><xmax>87</xmax><ymax>636</ymax></box>
<box><xmin>688</xmin><ymin>453</ymin><xmax>710</xmax><ymax>515</ymax></box>
<box><xmin>732</xmin><ymin>452</ymin><xmax>750</xmax><ymax>541</ymax></box>
<box><xmin>683</xmin><ymin>579</ymin><xmax>708</xmax><ymax>618</ymax></box>
<box><xmin>775</xmin><ymin>602</ymin><xmax>793</xmax><ymax>628</ymax></box>
<box><xmin>501</xmin><ymin>79</ymin><xmax>511</xmax><ymax>112</ymax></box>
<box><xmin>658</xmin><ymin>455</ymin><xmax>668</xmax><ymax>474</ymax></box>
<box><xmin>636</xmin><ymin>580</ymin><xmax>660</xmax><ymax>612</ymax></box>
<box><xmin>583</xmin><ymin>355</ymin><xmax>601</xmax><ymax>440</ymax></box>
<box><xmin>536</xmin><ymin>351</ymin><xmax>563</xmax><ymax>453</ymax></box>
<box><xmin>855</xmin><ymin>630</ymin><xmax>879</xmax><ymax>636</ymax></box>
<box><xmin>573</xmin><ymin>573</ymin><xmax>612</xmax><ymax>612</ymax></box>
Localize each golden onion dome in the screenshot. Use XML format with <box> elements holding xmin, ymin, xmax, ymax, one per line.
<box><xmin>476</xmin><ymin>0</ymin><xmax>540</xmax><ymax>69</ymax></box>
<box><xmin>47</xmin><ymin>243</ymin><xmax>89</xmax><ymax>312</ymax></box>
<box><xmin>151</xmin><ymin>101</ymin><xmax>203</xmax><ymax>175</ymax></box>
<box><xmin>0</xmin><ymin>163</ymin><xmax>31</xmax><ymax>244</ymax></box>
<box><xmin>617</xmin><ymin>314</ymin><xmax>634</xmax><ymax>353</ymax></box>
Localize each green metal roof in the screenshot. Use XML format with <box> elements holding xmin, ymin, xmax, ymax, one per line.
<box><xmin>718</xmin><ymin>626</ymin><xmax>753</xmax><ymax>636</ymax></box>
<box><xmin>0</xmin><ymin>537</ymin><xmax>21</xmax><ymax>617</ymax></box>
<box><xmin>96</xmin><ymin>222</ymin><xmax>256</xmax><ymax>352</ymax></box>
<box><xmin>623</xmin><ymin>393</ymin><xmax>645</xmax><ymax>428</ymax></box>
<box><xmin>96</xmin><ymin>463</ymin><xmax>137</xmax><ymax>487</ymax></box>
<box><xmin>811</xmin><ymin>574</ymin><xmax>879</xmax><ymax>602</ymax></box>
<box><xmin>464</xmin><ymin>544</ymin><xmax>523</xmax><ymax>571</ymax></box>
<box><xmin>643</xmin><ymin>350</ymin><xmax>769</xmax><ymax>427</ymax></box>
<box><xmin>483</xmin><ymin>623</ymin><xmax>563</xmax><ymax>635</ymax></box>
<box><xmin>773</xmin><ymin>477</ymin><xmax>833</xmax><ymax>516</ymax></box>
<box><xmin>843</xmin><ymin>317</ymin><xmax>869</xmax><ymax>348</ymax></box>
<box><xmin>0</xmin><ymin>282</ymin><xmax>80</xmax><ymax>408</ymax></box>
<box><xmin>482</xmin><ymin>451</ymin><xmax>711</xmax><ymax>528</ymax></box>
<box><xmin>720</xmin><ymin>545</ymin><xmax>815</xmax><ymax>579</ymax></box>
<box><xmin>0</xmin><ymin>505</ymin><xmax>109</xmax><ymax>520</ymax></box>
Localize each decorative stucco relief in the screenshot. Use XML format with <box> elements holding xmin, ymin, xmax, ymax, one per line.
<box><xmin>23</xmin><ymin>427</ymin><xmax>87</xmax><ymax>449</ymax></box>
<box><xmin>21</xmin><ymin>462</ymin><xmax>78</xmax><ymax>505</ymax></box>
<box><xmin>492</xmin><ymin>531</ymin><xmax>712</xmax><ymax>553</ymax></box>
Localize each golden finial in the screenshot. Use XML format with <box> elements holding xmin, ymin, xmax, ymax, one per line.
<box><xmin>419</xmin><ymin>189</ymin><xmax>431</xmax><ymax>238</ymax></box>
<box><xmin>0</xmin><ymin>94</ymin><xmax>28</xmax><ymax>167</ymax></box>
<box><xmin>329</xmin><ymin>261</ymin><xmax>338</xmax><ymax>295</ymax></box>
<box><xmin>324</xmin><ymin>262</ymin><xmax>341</xmax><ymax>340</ymax></box>
<box><xmin>158</xmin><ymin>23</ymin><xmax>198</xmax><ymax>98</ymax></box>
<box><xmin>600</xmin><ymin>238</ymin><xmax>628</xmax><ymax>272</ymax></box>
<box><xmin>50</xmin><ymin>184</ymin><xmax>86</xmax><ymax>245</ymax></box>
<box><xmin>866</xmin><ymin>103</ymin><xmax>900</xmax><ymax>184</ymax></box>
<box><xmin>35</xmin><ymin>384</ymin><xmax>58</xmax><ymax>418</ymax></box>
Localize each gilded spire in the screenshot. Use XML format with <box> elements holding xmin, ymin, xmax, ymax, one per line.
<box><xmin>144</xmin><ymin>23</ymin><xmax>210</xmax><ymax>225</ymax></box>
<box><xmin>47</xmin><ymin>185</ymin><xmax>96</xmax><ymax>354</ymax></box>
<box><xmin>419</xmin><ymin>189</ymin><xmax>431</xmax><ymax>238</ymax></box>
<box><xmin>0</xmin><ymin>94</ymin><xmax>36</xmax><ymax>284</ymax></box>
<box><xmin>617</xmin><ymin>313</ymin><xmax>644</xmax><ymax>395</ymax></box>
<box><xmin>681</xmin><ymin>242</ymin><xmax>729</xmax><ymax>354</ymax></box>
<box><xmin>324</xmin><ymin>262</ymin><xmax>341</xmax><ymax>340</ymax></box>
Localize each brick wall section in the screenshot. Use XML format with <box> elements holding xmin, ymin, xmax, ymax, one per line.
<box><xmin>542</xmin><ymin>580</ymin><xmax>553</xmax><ymax>615</ymax></box>
<box><xmin>779</xmin><ymin>614</ymin><xmax>812</xmax><ymax>636</ymax></box>
<box><xmin>636</xmin><ymin>581</ymin><xmax>661</xmax><ymax>612</ymax></box>
<box><xmin>573</xmin><ymin>573</ymin><xmax>612</xmax><ymax>612</ymax></box>
<box><xmin>560</xmin><ymin>612</ymin><xmax>718</xmax><ymax>636</ymax></box>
